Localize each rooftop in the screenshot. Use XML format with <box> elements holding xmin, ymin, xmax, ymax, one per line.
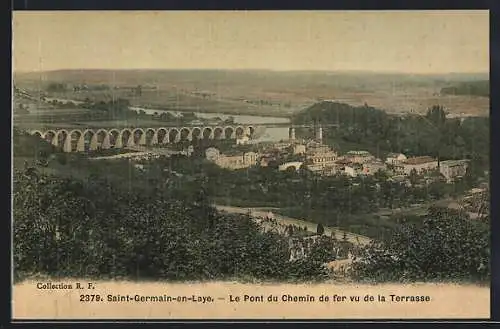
<box><xmin>346</xmin><ymin>150</ymin><xmax>372</xmax><ymax>156</ymax></box>
<box><xmin>439</xmin><ymin>159</ymin><xmax>469</xmax><ymax>166</ymax></box>
<box><xmin>221</xmin><ymin>150</ymin><xmax>245</xmax><ymax>157</ymax></box>
<box><xmin>335</xmin><ymin>159</ymin><xmax>352</xmax><ymax>165</ymax></box>
<box><xmin>403</xmin><ymin>156</ymin><xmax>437</xmax><ymax>165</ymax></box>
<box><xmin>365</xmin><ymin>160</ymin><xmax>385</xmax><ymax>166</ymax></box>
<box><xmin>387</xmin><ymin>152</ymin><xmax>405</xmax><ymax>158</ymax></box>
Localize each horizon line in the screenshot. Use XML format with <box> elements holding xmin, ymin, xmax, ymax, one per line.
<box><xmin>13</xmin><ymin>68</ymin><xmax>490</xmax><ymax>76</ymax></box>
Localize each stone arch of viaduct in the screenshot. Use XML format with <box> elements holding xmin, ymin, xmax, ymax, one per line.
<box><xmin>29</xmin><ymin>125</ymin><xmax>256</xmax><ymax>153</ymax></box>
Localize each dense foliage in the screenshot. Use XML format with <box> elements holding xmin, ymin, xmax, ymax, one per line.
<box><xmin>77</xmin><ymin>98</ymin><xmax>132</xmax><ymax>118</ymax></box>
<box><xmin>13</xmin><ymin>127</ymin><xmax>58</xmax><ymax>158</ymax></box>
<box><xmin>46</xmin><ymin>82</ymin><xmax>68</xmax><ymax>92</ymax></box>
<box><xmin>350</xmin><ymin>206</ymin><xmax>490</xmax><ymax>283</ymax></box>
<box><xmin>292</xmin><ymin>102</ymin><xmax>489</xmax><ymax>170</ymax></box>
<box><xmin>13</xmin><ymin>170</ymin><xmax>330</xmax><ymax>282</ymax></box>
<box><xmin>440</xmin><ymin>80</ymin><xmax>489</xmax><ymax>97</ymax></box>
<box><xmin>150</xmin><ymin>155</ymin><xmax>484</xmax><ymax>240</ymax></box>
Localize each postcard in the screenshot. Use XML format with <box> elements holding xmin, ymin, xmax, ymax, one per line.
<box><xmin>12</xmin><ymin>10</ymin><xmax>490</xmax><ymax>320</ymax></box>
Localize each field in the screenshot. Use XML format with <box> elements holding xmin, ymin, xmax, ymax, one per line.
<box><xmin>13</xmin><ymin>69</ymin><xmax>490</xmax><ymax>118</ymax></box>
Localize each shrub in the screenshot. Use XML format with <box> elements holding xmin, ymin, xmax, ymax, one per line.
<box><xmin>350</xmin><ymin>206</ymin><xmax>490</xmax><ymax>283</ymax></box>
<box><xmin>13</xmin><ymin>171</ymin><xmax>326</xmax><ymax>282</ymax></box>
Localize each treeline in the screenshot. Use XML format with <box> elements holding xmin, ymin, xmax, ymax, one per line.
<box><xmin>352</xmin><ymin>206</ymin><xmax>490</xmax><ymax>283</ymax></box>
<box><xmin>46</xmin><ymin>82</ymin><xmax>111</xmax><ymax>93</ymax></box>
<box><xmin>48</xmin><ymin>98</ymin><xmax>147</xmax><ymax>121</ymax></box>
<box><xmin>46</xmin><ymin>97</ymin><xmax>201</xmax><ymax>124</ymax></box>
<box><xmin>440</xmin><ymin>80</ymin><xmax>489</xmax><ymax>97</ymax></box>
<box><xmin>244</xmin><ymin>98</ymin><xmax>292</xmax><ymax>108</ymax></box>
<box><xmin>13</xmin><ymin>167</ymin><xmax>490</xmax><ymax>284</ymax></box>
<box><xmin>45</xmin><ymin>83</ymin><xmax>68</xmax><ymax>92</ymax></box>
<box><xmin>13</xmin><ymin>170</ymin><xmax>331</xmax><ymax>282</ymax></box>
<box><xmin>13</xmin><ymin>127</ymin><xmax>58</xmax><ymax>158</ymax></box>
<box><xmin>80</xmin><ymin>98</ymin><xmax>131</xmax><ymax>118</ymax></box>
<box><xmin>292</xmin><ymin>102</ymin><xmax>489</xmax><ymax>169</ymax></box>
<box><xmin>145</xmin><ymin>155</ymin><xmax>486</xmax><ymax>240</ymax></box>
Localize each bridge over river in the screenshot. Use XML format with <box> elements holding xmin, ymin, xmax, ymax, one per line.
<box><xmin>24</xmin><ymin>122</ymin><xmax>339</xmax><ymax>153</ymax></box>
<box><xmin>25</xmin><ymin>124</ymin><xmax>264</xmax><ymax>153</ymax></box>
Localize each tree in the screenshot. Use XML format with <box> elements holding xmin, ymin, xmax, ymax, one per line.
<box><xmin>46</xmin><ymin>82</ymin><xmax>67</xmax><ymax>92</ymax></box>
<box><xmin>56</xmin><ymin>153</ymin><xmax>67</xmax><ymax>166</ymax></box>
<box><xmin>13</xmin><ymin>170</ymin><xmax>328</xmax><ymax>282</ymax></box>
<box><xmin>351</xmin><ymin>207</ymin><xmax>490</xmax><ymax>283</ymax></box>
<box><xmin>409</xmin><ymin>168</ymin><xmax>419</xmax><ymax>187</ymax></box>
<box><xmin>316</xmin><ymin>223</ymin><xmax>325</xmax><ymax>235</ymax></box>
<box><xmin>309</xmin><ymin>236</ymin><xmax>336</xmax><ymax>263</ymax></box>
<box><xmin>425</xmin><ymin>105</ymin><xmax>447</xmax><ymax>128</ymax></box>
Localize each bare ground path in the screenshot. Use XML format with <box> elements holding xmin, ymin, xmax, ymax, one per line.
<box><xmin>215</xmin><ymin>205</ymin><xmax>372</xmax><ymax>246</ymax></box>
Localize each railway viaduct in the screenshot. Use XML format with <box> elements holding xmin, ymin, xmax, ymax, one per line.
<box><xmin>26</xmin><ymin>125</ymin><xmax>263</xmax><ymax>153</ymax></box>
<box><xmin>25</xmin><ymin>123</ymin><xmax>332</xmax><ymax>153</ymax></box>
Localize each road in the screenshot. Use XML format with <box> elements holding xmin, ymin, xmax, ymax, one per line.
<box><xmin>215</xmin><ymin>205</ymin><xmax>372</xmax><ymax>246</ymax></box>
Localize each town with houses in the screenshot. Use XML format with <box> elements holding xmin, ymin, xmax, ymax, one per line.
<box><xmin>114</xmin><ymin>123</ymin><xmax>481</xmax><ymax>208</ymax></box>
<box><xmin>111</xmin><ymin>122</ymin><xmax>485</xmax><ymax>261</ymax></box>
<box><xmin>138</xmin><ymin>126</ymin><xmax>472</xmax><ymax>185</ymax></box>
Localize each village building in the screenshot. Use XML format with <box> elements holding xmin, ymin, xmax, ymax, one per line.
<box><xmin>215</xmin><ymin>152</ymin><xmax>259</xmax><ymax>170</ymax></box>
<box><xmin>242</xmin><ymin>151</ymin><xmax>260</xmax><ymax>166</ymax></box>
<box><xmin>205</xmin><ymin>147</ymin><xmax>259</xmax><ymax>170</ymax></box>
<box><xmin>343</xmin><ymin>165</ymin><xmax>357</xmax><ymax>177</ymax></box>
<box><xmin>304</xmin><ymin>141</ymin><xmax>338</xmax><ymax>174</ymax></box>
<box><xmin>439</xmin><ymin>159</ymin><xmax>469</xmax><ymax>183</ymax></box>
<box><xmin>291</xmin><ymin>143</ymin><xmax>306</xmax><ymax>155</ymax></box>
<box><xmin>394</xmin><ymin>156</ymin><xmax>438</xmax><ymax>176</ymax></box>
<box><xmin>259</xmin><ymin>155</ymin><xmax>277</xmax><ymax>167</ymax></box>
<box><xmin>318</xmin><ymin>166</ymin><xmax>338</xmax><ymax>176</ymax></box>
<box><xmin>271</xmin><ymin>142</ymin><xmax>293</xmax><ymax>151</ymax></box>
<box><xmin>342</xmin><ymin>162</ymin><xmax>364</xmax><ymax>177</ymax></box>
<box><xmin>361</xmin><ymin>160</ymin><xmax>387</xmax><ymax>176</ymax></box>
<box><xmin>334</xmin><ymin>158</ymin><xmax>351</xmax><ymax>169</ymax></box>
<box><xmin>385</xmin><ymin>152</ymin><xmax>407</xmax><ymax>165</ymax></box>
<box><xmin>345</xmin><ymin>150</ymin><xmax>375</xmax><ymax>164</ymax></box>
<box><xmin>333</xmin><ymin>159</ymin><xmax>358</xmax><ymax>177</ymax></box>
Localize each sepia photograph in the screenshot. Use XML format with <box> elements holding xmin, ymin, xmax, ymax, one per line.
<box><xmin>12</xmin><ymin>10</ymin><xmax>490</xmax><ymax>319</ymax></box>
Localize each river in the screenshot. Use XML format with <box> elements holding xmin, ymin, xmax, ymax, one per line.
<box><xmin>129</xmin><ymin>106</ymin><xmax>292</xmax><ymax>143</ymax></box>
<box><xmin>31</xmin><ymin>97</ymin><xmax>293</xmax><ymax>143</ymax></box>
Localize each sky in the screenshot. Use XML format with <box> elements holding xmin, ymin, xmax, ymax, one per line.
<box><xmin>12</xmin><ymin>10</ymin><xmax>489</xmax><ymax>74</ymax></box>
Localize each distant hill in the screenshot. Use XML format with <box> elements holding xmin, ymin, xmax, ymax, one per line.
<box><xmin>13</xmin><ymin>69</ymin><xmax>489</xmax><ymax>90</ymax></box>
<box><xmin>440</xmin><ymin>80</ymin><xmax>489</xmax><ymax>97</ymax></box>
<box><xmin>13</xmin><ymin>69</ymin><xmax>490</xmax><ymax>117</ymax></box>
